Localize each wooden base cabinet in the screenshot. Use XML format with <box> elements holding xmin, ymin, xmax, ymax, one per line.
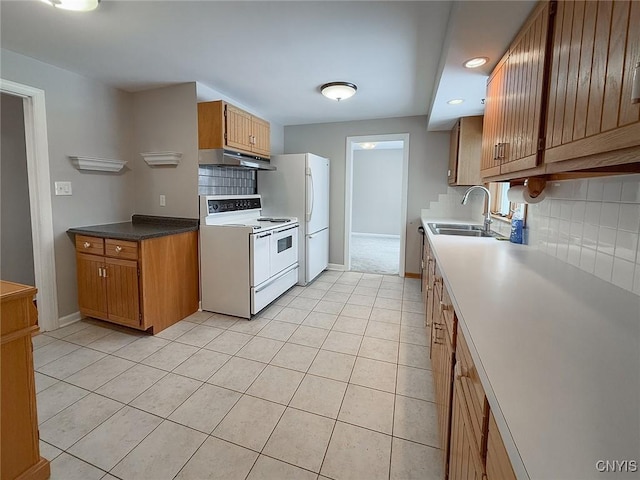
<box><xmin>1</xmin><ymin>281</ymin><xmax>50</xmax><ymax>480</ymax></box>
<box><xmin>486</xmin><ymin>411</ymin><xmax>517</xmax><ymax>480</ymax></box>
<box><xmin>449</xmin><ymin>384</ymin><xmax>485</xmax><ymax>480</ymax></box>
<box><xmin>75</xmin><ymin>232</ymin><xmax>198</xmax><ymax>334</ymax></box>
<box><xmin>431</xmin><ymin>270</ymin><xmax>456</xmax><ymax>473</ymax></box>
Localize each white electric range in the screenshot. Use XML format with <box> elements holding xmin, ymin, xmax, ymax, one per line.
<box><xmin>199</xmin><ymin>194</ymin><xmax>299</xmax><ymax>318</ymax></box>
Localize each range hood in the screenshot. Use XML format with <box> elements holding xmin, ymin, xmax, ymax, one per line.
<box><xmin>198</xmin><ymin>149</ymin><xmax>276</xmax><ymax>171</ymax></box>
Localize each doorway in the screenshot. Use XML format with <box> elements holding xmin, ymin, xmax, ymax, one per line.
<box><xmin>0</xmin><ymin>79</ymin><xmax>58</xmax><ymax>331</ymax></box>
<box><xmin>345</xmin><ymin>134</ymin><xmax>409</xmax><ymax>276</ymax></box>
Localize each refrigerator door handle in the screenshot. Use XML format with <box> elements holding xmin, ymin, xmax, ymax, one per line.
<box><xmin>306</xmin><ymin>169</ymin><xmax>315</xmax><ymax>222</ymax></box>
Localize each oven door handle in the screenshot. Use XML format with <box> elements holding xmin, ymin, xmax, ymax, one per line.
<box><xmin>256</xmin><ymin>232</ymin><xmax>272</xmax><ymax>238</ymax></box>
<box><xmin>273</xmin><ymin>225</ymin><xmax>299</xmax><ymax>235</ymax></box>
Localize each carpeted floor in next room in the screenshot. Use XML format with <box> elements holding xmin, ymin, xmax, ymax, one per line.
<box><xmin>350</xmin><ymin>234</ymin><xmax>400</xmax><ymax>275</ymax></box>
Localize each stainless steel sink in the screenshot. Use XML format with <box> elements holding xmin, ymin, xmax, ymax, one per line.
<box><xmin>427</xmin><ymin>223</ymin><xmax>504</xmax><ymax>238</ymax></box>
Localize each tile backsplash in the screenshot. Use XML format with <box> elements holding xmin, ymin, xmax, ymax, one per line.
<box><xmin>527</xmin><ymin>174</ymin><xmax>640</xmax><ymax>295</ymax></box>
<box><xmin>198</xmin><ymin>166</ymin><xmax>256</xmax><ymax>195</ymax></box>
<box><xmin>420</xmin><ymin>187</ymin><xmax>485</xmax><ymax>221</ymax></box>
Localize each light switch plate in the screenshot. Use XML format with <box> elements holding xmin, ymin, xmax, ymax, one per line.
<box><xmin>54</xmin><ymin>181</ymin><xmax>72</xmax><ymax>196</ymax></box>
<box><xmin>159</xmin><ymin>194</ymin><xmax>166</xmax><ymax>207</ymax></box>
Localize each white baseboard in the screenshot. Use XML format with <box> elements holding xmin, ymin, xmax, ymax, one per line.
<box><xmin>328</xmin><ymin>263</ymin><xmax>345</xmax><ymax>271</ymax></box>
<box><xmin>57</xmin><ymin>311</ymin><xmax>82</xmax><ymax>329</ymax></box>
<box><xmin>352</xmin><ymin>232</ymin><xmax>401</xmax><ymax>239</ymax></box>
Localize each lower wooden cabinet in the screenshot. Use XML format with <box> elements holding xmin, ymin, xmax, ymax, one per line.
<box><xmin>75</xmin><ymin>231</ymin><xmax>198</xmax><ymax>334</ymax></box>
<box><xmin>486</xmin><ymin>411</ymin><xmax>517</xmax><ymax>480</ymax></box>
<box><xmin>449</xmin><ymin>382</ymin><xmax>485</xmax><ymax>480</ymax></box>
<box><xmin>431</xmin><ymin>277</ymin><xmax>456</xmax><ymax>471</ymax></box>
<box><xmin>1</xmin><ymin>281</ymin><xmax>50</xmax><ymax>480</ymax></box>
<box><xmin>426</xmin><ymin>235</ymin><xmax>517</xmax><ymax>479</ymax></box>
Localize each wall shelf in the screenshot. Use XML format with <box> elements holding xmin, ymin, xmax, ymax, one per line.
<box><xmin>140</xmin><ymin>151</ymin><xmax>182</xmax><ymax>166</ymax></box>
<box><xmin>69</xmin><ymin>156</ymin><xmax>127</xmax><ymax>173</ymax></box>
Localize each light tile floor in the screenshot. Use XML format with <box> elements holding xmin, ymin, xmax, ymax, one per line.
<box><xmin>34</xmin><ymin>271</ymin><xmax>443</xmax><ymax>480</ymax></box>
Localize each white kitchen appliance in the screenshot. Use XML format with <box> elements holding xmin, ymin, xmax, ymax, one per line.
<box><xmin>259</xmin><ymin>153</ymin><xmax>330</xmax><ymax>285</ymax></box>
<box><xmin>199</xmin><ymin>194</ymin><xmax>299</xmax><ymax>318</ymax></box>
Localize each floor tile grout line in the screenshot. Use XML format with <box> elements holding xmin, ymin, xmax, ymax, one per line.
<box><xmin>39</xmin><ymin>273</ymin><xmax>429</xmax><ymax>478</ymax></box>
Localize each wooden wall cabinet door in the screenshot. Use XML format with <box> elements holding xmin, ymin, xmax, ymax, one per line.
<box><xmin>449</xmin><ymin>116</ymin><xmax>483</xmax><ymax>186</ymax></box>
<box><xmin>544</xmin><ymin>0</ymin><xmax>640</xmax><ymax>171</ymax></box>
<box><xmin>198</xmin><ymin>100</ymin><xmax>271</xmax><ymax>158</ymax></box>
<box><xmin>251</xmin><ymin>116</ymin><xmax>271</xmax><ymax>157</ymax></box>
<box><xmin>225</xmin><ymin>104</ymin><xmax>254</xmax><ymax>153</ymax></box>
<box><xmin>482</xmin><ymin>1</ymin><xmax>553</xmax><ymax>180</ymax></box>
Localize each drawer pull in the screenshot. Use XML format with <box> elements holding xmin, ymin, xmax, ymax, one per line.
<box><xmin>115</xmin><ymin>246</ymin><xmax>123</xmax><ymax>253</ymax></box>
<box><xmin>83</xmin><ymin>242</ymin><xmax>91</xmax><ymax>249</ymax></box>
<box><xmin>440</xmin><ymin>301</ymin><xmax>451</xmax><ymax>311</ymax></box>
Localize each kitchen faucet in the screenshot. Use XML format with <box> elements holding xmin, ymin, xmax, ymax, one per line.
<box><xmin>461</xmin><ymin>185</ymin><xmax>492</xmax><ymax>233</ymax></box>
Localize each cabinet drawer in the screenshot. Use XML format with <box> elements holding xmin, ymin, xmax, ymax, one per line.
<box><xmin>105</xmin><ymin>239</ymin><xmax>138</xmax><ymax>260</ymax></box>
<box><xmin>75</xmin><ymin>235</ymin><xmax>104</xmax><ymax>255</ymax></box>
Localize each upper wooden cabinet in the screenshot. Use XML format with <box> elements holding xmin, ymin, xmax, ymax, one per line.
<box><xmin>483</xmin><ymin>0</ymin><xmax>640</xmax><ymax>180</ymax></box>
<box><xmin>198</xmin><ymin>100</ymin><xmax>271</xmax><ymax>158</ymax></box>
<box><xmin>544</xmin><ymin>0</ymin><xmax>640</xmax><ymax>171</ymax></box>
<box><xmin>449</xmin><ymin>116</ymin><xmax>483</xmax><ymax>186</ymax></box>
<box><xmin>482</xmin><ymin>1</ymin><xmax>553</xmax><ymax>179</ymax></box>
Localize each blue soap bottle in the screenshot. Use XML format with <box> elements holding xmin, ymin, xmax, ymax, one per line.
<box><xmin>510</xmin><ymin>205</ymin><xmax>524</xmax><ymax>244</ymax></box>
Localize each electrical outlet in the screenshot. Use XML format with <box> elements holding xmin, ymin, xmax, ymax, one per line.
<box><xmin>54</xmin><ymin>181</ymin><xmax>72</xmax><ymax>196</ymax></box>
<box><xmin>160</xmin><ymin>194</ymin><xmax>166</xmax><ymax>207</ymax></box>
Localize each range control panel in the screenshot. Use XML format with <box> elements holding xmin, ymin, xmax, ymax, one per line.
<box><xmin>207</xmin><ymin>197</ymin><xmax>262</xmax><ymax>214</ymax></box>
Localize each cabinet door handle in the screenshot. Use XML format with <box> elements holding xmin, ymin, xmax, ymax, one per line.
<box><xmin>103</xmin><ymin>267</ymin><xmax>108</xmax><ymax>278</ymax></box>
<box><xmin>440</xmin><ymin>301</ymin><xmax>451</xmax><ymax>311</ymax></box>
<box><xmin>499</xmin><ymin>142</ymin><xmax>508</xmax><ymax>161</ymax></box>
<box><xmin>493</xmin><ymin>144</ymin><xmax>498</xmax><ymax>160</ymax></box>
<box><xmin>84</xmin><ymin>242</ymin><xmax>91</xmax><ymax>249</ymax></box>
<box><xmin>632</xmin><ymin>61</ymin><xmax>640</xmax><ymax>104</ymax></box>
<box><xmin>98</xmin><ymin>267</ymin><xmax>102</xmax><ymax>277</ymax></box>
<box><xmin>115</xmin><ymin>246</ymin><xmax>123</xmax><ymax>253</ymax></box>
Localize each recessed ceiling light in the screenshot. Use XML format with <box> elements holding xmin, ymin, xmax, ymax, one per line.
<box><xmin>360</xmin><ymin>143</ymin><xmax>377</xmax><ymax>150</ymax></box>
<box><xmin>447</xmin><ymin>99</ymin><xmax>464</xmax><ymax>105</ymax></box>
<box><xmin>320</xmin><ymin>82</ymin><xmax>357</xmax><ymax>101</ymax></box>
<box><xmin>40</xmin><ymin>0</ymin><xmax>100</xmax><ymax>11</ymax></box>
<box><xmin>464</xmin><ymin>57</ymin><xmax>489</xmax><ymax>69</ymax></box>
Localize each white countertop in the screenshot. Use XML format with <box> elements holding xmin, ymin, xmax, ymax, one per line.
<box><xmin>422</xmin><ymin>217</ymin><xmax>640</xmax><ymax>480</ymax></box>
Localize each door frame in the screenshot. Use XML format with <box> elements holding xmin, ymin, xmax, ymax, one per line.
<box><xmin>344</xmin><ymin>133</ymin><xmax>410</xmax><ymax>276</ymax></box>
<box><xmin>1</xmin><ymin>79</ymin><xmax>59</xmax><ymax>331</ymax></box>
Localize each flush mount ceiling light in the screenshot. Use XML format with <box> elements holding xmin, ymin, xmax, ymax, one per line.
<box><xmin>360</xmin><ymin>143</ymin><xmax>377</xmax><ymax>149</ymax></box>
<box><xmin>40</xmin><ymin>0</ymin><xmax>99</xmax><ymax>11</ymax></box>
<box><xmin>447</xmin><ymin>99</ymin><xmax>464</xmax><ymax>105</ymax></box>
<box><xmin>464</xmin><ymin>57</ymin><xmax>489</xmax><ymax>69</ymax></box>
<box><xmin>320</xmin><ymin>82</ymin><xmax>357</xmax><ymax>101</ymax></box>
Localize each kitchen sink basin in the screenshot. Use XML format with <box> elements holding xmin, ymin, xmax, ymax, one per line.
<box><xmin>427</xmin><ymin>223</ymin><xmax>504</xmax><ymax>238</ymax></box>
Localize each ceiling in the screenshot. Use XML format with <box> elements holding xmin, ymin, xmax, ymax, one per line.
<box><xmin>0</xmin><ymin>1</ymin><xmax>535</xmax><ymax>128</ymax></box>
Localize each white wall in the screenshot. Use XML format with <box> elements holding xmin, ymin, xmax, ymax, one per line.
<box><xmin>1</xmin><ymin>92</ymin><xmax>35</xmax><ymax>286</ymax></box>
<box><xmin>352</xmin><ymin>148</ymin><xmax>403</xmax><ymax>236</ymax></box>
<box><xmin>132</xmin><ymin>83</ymin><xmax>199</xmax><ymax>218</ymax></box>
<box><xmin>284</xmin><ymin>116</ymin><xmax>450</xmax><ymax>274</ymax></box>
<box><xmin>1</xmin><ymin>49</ymin><xmax>135</xmax><ymax>318</ymax></box>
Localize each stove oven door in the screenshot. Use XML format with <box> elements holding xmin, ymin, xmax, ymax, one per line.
<box><xmin>250</xmin><ymin>231</ymin><xmax>271</xmax><ymax>286</ymax></box>
<box><xmin>270</xmin><ymin>225</ymin><xmax>299</xmax><ymax>276</ymax></box>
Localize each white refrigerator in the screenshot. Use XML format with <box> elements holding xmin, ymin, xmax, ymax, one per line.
<box><xmin>258</xmin><ymin>153</ymin><xmax>329</xmax><ymax>285</ymax></box>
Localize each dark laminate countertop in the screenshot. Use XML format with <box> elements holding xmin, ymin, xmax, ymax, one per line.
<box><xmin>67</xmin><ymin>215</ymin><xmax>199</xmax><ymax>241</ymax></box>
